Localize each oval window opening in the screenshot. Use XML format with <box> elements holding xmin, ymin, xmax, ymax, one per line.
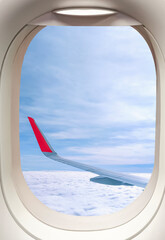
<box><xmin>20</xmin><ymin>26</ymin><xmax>156</xmax><ymax>216</ymax></box>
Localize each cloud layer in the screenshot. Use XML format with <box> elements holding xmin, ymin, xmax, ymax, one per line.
<box><xmin>23</xmin><ymin>171</ymin><xmax>151</xmax><ymax>216</ymax></box>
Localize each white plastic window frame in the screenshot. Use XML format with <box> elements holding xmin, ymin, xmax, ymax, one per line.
<box><xmin>0</xmin><ymin>1</ymin><xmax>165</xmax><ymax>239</ymax></box>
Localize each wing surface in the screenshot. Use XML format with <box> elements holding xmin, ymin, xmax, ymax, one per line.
<box><xmin>28</xmin><ymin>117</ymin><xmax>148</xmax><ymax>188</ymax></box>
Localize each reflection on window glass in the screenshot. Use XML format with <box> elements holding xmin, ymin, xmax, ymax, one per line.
<box><xmin>20</xmin><ymin>26</ymin><xmax>156</xmax><ymax>216</ymax></box>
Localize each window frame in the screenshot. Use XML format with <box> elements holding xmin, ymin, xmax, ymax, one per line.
<box><xmin>0</xmin><ymin>3</ymin><xmax>164</xmax><ymax>239</ymax></box>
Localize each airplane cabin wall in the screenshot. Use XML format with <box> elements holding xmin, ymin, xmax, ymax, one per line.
<box><xmin>0</xmin><ymin>0</ymin><xmax>165</xmax><ymax>239</ymax></box>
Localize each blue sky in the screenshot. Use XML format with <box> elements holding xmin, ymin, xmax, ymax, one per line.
<box><xmin>20</xmin><ymin>26</ymin><xmax>156</xmax><ymax>172</ymax></box>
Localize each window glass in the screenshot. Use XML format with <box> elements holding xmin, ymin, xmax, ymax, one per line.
<box><xmin>20</xmin><ymin>26</ymin><xmax>156</xmax><ymax>216</ymax></box>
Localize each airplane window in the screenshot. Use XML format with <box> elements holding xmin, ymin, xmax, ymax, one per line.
<box><xmin>20</xmin><ymin>26</ymin><xmax>156</xmax><ymax>216</ymax></box>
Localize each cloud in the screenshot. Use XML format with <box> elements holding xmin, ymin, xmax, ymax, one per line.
<box><xmin>66</xmin><ymin>142</ymin><xmax>154</xmax><ymax>165</ymax></box>
<box><xmin>113</xmin><ymin>127</ymin><xmax>155</xmax><ymax>141</ymax></box>
<box><xmin>23</xmin><ymin>171</ymin><xmax>151</xmax><ymax>216</ymax></box>
<box><xmin>48</xmin><ymin>127</ymin><xmax>95</xmax><ymax>140</ymax></box>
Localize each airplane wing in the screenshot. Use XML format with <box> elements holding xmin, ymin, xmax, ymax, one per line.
<box><xmin>28</xmin><ymin>117</ymin><xmax>148</xmax><ymax>188</ymax></box>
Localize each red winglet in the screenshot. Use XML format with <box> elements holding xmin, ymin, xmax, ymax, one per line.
<box><xmin>28</xmin><ymin>117</ymin><xmax>52</xmax><ymax>153</ymax></box>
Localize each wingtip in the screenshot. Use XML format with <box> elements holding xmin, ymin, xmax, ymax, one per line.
<box><xmin>28</xmin><ymin>116</ymin><xmax>34</xmax><ymax>122</ymax></box>
<box><xmin>28</xmin><ymin>117</ymin><xmax>37</xmax><ymax>126</ymax></box>
<box><xmin>28</xmin><ymin>116</ymin><xmax>53</xmax><ymax>153</ymax></box>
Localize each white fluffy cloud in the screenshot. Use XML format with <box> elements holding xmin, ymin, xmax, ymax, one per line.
<box><xmin>23</xmin><ymin>171</ymin><xmax>151</xmax><ymax>216</ymax></box>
